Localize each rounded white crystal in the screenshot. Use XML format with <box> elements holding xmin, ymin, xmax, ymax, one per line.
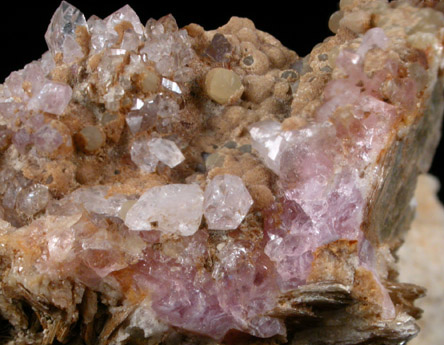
<box><xmin>204</xmin><ymin>174</ymin><xmax>253</xmax><ymax>230</ymax></box>
<box><xmin>125</xmin><ymin>184</ymin><xmax>204</xmax><ymax>236</ymax></box>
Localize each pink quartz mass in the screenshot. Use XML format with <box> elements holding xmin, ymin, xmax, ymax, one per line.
<box><xmin>0</xmin><ymin>0</ymin><xmax>411</xmax><ymax>341</ymax></box>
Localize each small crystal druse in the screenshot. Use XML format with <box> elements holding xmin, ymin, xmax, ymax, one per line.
<box><xmin>0</xmin><ymin>1</ymin><xmax>443</xmax><ymax>344</ymax></box>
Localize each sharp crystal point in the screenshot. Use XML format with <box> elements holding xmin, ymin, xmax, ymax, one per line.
<box><xmin>45</xmin><ymin>1</ymin><xmax>87</xmax><ymax>63</ymax></box>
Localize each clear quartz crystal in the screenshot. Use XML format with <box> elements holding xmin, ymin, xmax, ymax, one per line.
<box><xmin>130</xmin><ymin>137</ymin><xmax>159</xmax><ymax>173</ymax></box>
<box><xmin>121</xmin><ymin>29</ymin><xmax>140</xmax><ymax>51</ymax></box>
<box><xmin>126</xmin><ymin>98</ymin><xmax>157</xmax><ymax>134</ymax></box>
<box><xmin>131</xmin><ymin>137</ymin><xmax>184</xmax><ymax>172</ymax></box>
<box><xmin>148</xmin><ymin>138</ymin><xmax>184</xmax><ymax>168</ymax></box>
<box><xmin>87</xmin><ymin>15</ymin><xmax>108</xmax><ymax>54</ymax></box>
<box><xmin>141</xmin><ymin>17</ymin><xmax>195</xmax><ymax>80</ymax></box>
<box><xmin>104</xmin><ymin>5</ymin><xmax>145</xmax><ymax>47</ymax></box>
<box><xmin>204</xmin><ymin>174</ymin><xmax>253</xmax><ymax>230</ymax></box>
<box><xmin>125</xmin><ymin>184</ymin><xmax>204</xmax><ymax>236</ymax></box>
<box><xmin>249</xmin><ymin>120</ymin><xmax>290</xmax><ymax>175</ymax></box>
<box><xmin>44</xmin><ymin>1</ymin><xmax>87</xmax><ymax>63</ymax></box>
<box><xmin>16</xmin><ymin>184</ymin><xmax>50</xmax><ymax>216</ymax></box>
<box><xmin>69</xmin><ymin>186</ymin><xmax>130</xmax><ymax>217</ymax></box>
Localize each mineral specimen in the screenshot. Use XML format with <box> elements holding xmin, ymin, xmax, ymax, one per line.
<box><xmin>0</xmin><ymin>1</ymin><xmax>443</xmax><ymax>344</ymax></box>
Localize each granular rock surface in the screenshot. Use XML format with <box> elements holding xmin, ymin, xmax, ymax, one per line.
<box><xmin>399</xmin><ymin>175</ymin><xmax>444</xmax><ymax>345</ymax></box>
<box><xmin>0</xmin><ymin>1</ymin><xmax>443</xmax><ymax>344</ymax></box>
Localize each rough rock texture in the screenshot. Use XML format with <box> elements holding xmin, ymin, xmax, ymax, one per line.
<box><xmin>0</xmin><ymin>0</ymin><xmax>443</xmax><ymax>344</ymax></box>
<box><xmin>398</xmin><ymin>174</ymin><xmax>444</xmax><ymax>345</ymax></box>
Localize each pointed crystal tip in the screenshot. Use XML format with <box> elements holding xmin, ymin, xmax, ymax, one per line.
<box><xmin>45</xmin><ymin>1</ymin><xmax>87</xmax><ymax>63</ymax></box>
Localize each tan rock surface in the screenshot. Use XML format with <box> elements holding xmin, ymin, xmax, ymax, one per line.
<box><xmin>398</xmin><ymin>174</ymin><xmax>444</xmax><ymax>345</ymax></box>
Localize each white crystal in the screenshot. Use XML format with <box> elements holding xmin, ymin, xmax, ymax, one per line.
<box><xmin>161</xmin><ymin>78</ymin><xmax>182</xmax><ymax>94</ymax></box>
<box><xmin>125</xmin><ymin>184</ymin><xmax>204</xmax><ymax>236</ymax></box>
<box><xmin>28</xmin><ymin>81</ymin><xmax>72</xmax><ymax>115</ymax></box>
<box><xmin>45</xmin><ymin>1</ymin><xmax>87</xmax><ymax>63</ymax></box>
<box><xmin>204</xmin><ymin>174</ymin><xmax>253</xmax><ymax>230</ymax></box>
<box><xmin>130</xmin><ymin>137</ymin><xmax>159</xmax><ymax>173</ymax></box>
<box><xmin>249</xmin><ymin>120</ymin><xmax>292</xmax><ymax>175</ymax></box>
<box><xmin>148</xmin><ymin>138</ymin><xmax>185</xmax><ymax>168</ymax></box>
<box><xmin>16</xmin><ymin>184</ymin><xmax>50</xmax><ymax>216</ymax></box>
<box><xmin>70</xmin><ymin>186</ymin><xmax>130</xmax><ymax>217</ymax></box>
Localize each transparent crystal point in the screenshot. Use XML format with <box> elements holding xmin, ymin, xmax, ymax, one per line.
<box><xmin>104</xmin><ymin>5</ymin><xmax>145</xmax><ymax>46</ymax></box>
<box><xmin>45</xmin><ymin>1</ymin><xmax>87</xmax><ymax>63</ymax></box>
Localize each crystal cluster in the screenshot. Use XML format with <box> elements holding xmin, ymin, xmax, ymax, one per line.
<box><xmin>0</xmin><ymin>1</ymin><xmax>443</xmax><ymax>344</ymax></box>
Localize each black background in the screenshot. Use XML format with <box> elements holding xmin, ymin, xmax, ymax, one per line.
<box><xmin>1</xmin><ymin>1</ymin><xmax>443</xmax><ymax>200</ymax></box>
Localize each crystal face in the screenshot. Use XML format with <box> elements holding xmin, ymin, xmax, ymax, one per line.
<box><xmin>125</xmin><ymin>184</ymin><xmax>204</xmax><ymax>236</ymax></box>
<box><xmin>45</xmin><ymin>1</ymin><xmax>87</xmax><ymax>63</ymax></box>
<box><xmin>130</xmin><ymin>137</ymin><xmax>185</xmax><ymax>172</ymax></box>
<box><xmin>0</xmin><ymin>1</ymin><xmax>442</xmax><ymax>344</ymax></box>
<box><xmin>204</xmin><ymin>174</ymin><xmax>253</xmax><ymax>230</ymax></box>
<box><xmin>27</xmin><ymin>81</ymin><xmax>72</xmax><ymax>115</ymax></box>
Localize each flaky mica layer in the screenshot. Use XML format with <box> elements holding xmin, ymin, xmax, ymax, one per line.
<box><xmin>0</xmin><ymin>0</ymin><xmax>443</xmax><ymax>344</ymax></box>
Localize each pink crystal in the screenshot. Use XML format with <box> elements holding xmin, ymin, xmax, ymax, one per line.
<box><xmin>12</xmin><ymin>128</ymin><xmax>32</xmax><ymax>153</ymax></box>
<box><xmin>214</xmin><ymin>240</ymin><xmax>286</xmax><ymax>337</ymax></box>
<box><xmin>28</xmin><ymin>81</ymin><xmax>72</xmax><ymax>115</ymax></box>
<box><xmin>249</xmin><ymin>28</ymin><xmax>400</xmax><ymax>293</ymax></box>
<box><xmin>69</xmin><ymin>186</ymin><xmax>130</xmax><ymax>217</ymax></box>
<box><xmin>249</xmin><ymin>120</ymin><xmax>288</xmax><ymax>175</ymax></box>
<box><xmin>356</xmin><ymin>27</ymin><xmax>390</xmax><ymax>58</ymax></box>
<box><xmin>32</xmin><ymin>123</ymin><xmax>64</xmax><ymax>153</ymax></box>
<box><xmin>134</xmin><ymin>243</ymin><xmax>236</xmax><ymax>340</ymax></box>
<box><xmin>128</xmin><ymin>230</ymin><xmax>284</xmax><ymax>340</ymax></box>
